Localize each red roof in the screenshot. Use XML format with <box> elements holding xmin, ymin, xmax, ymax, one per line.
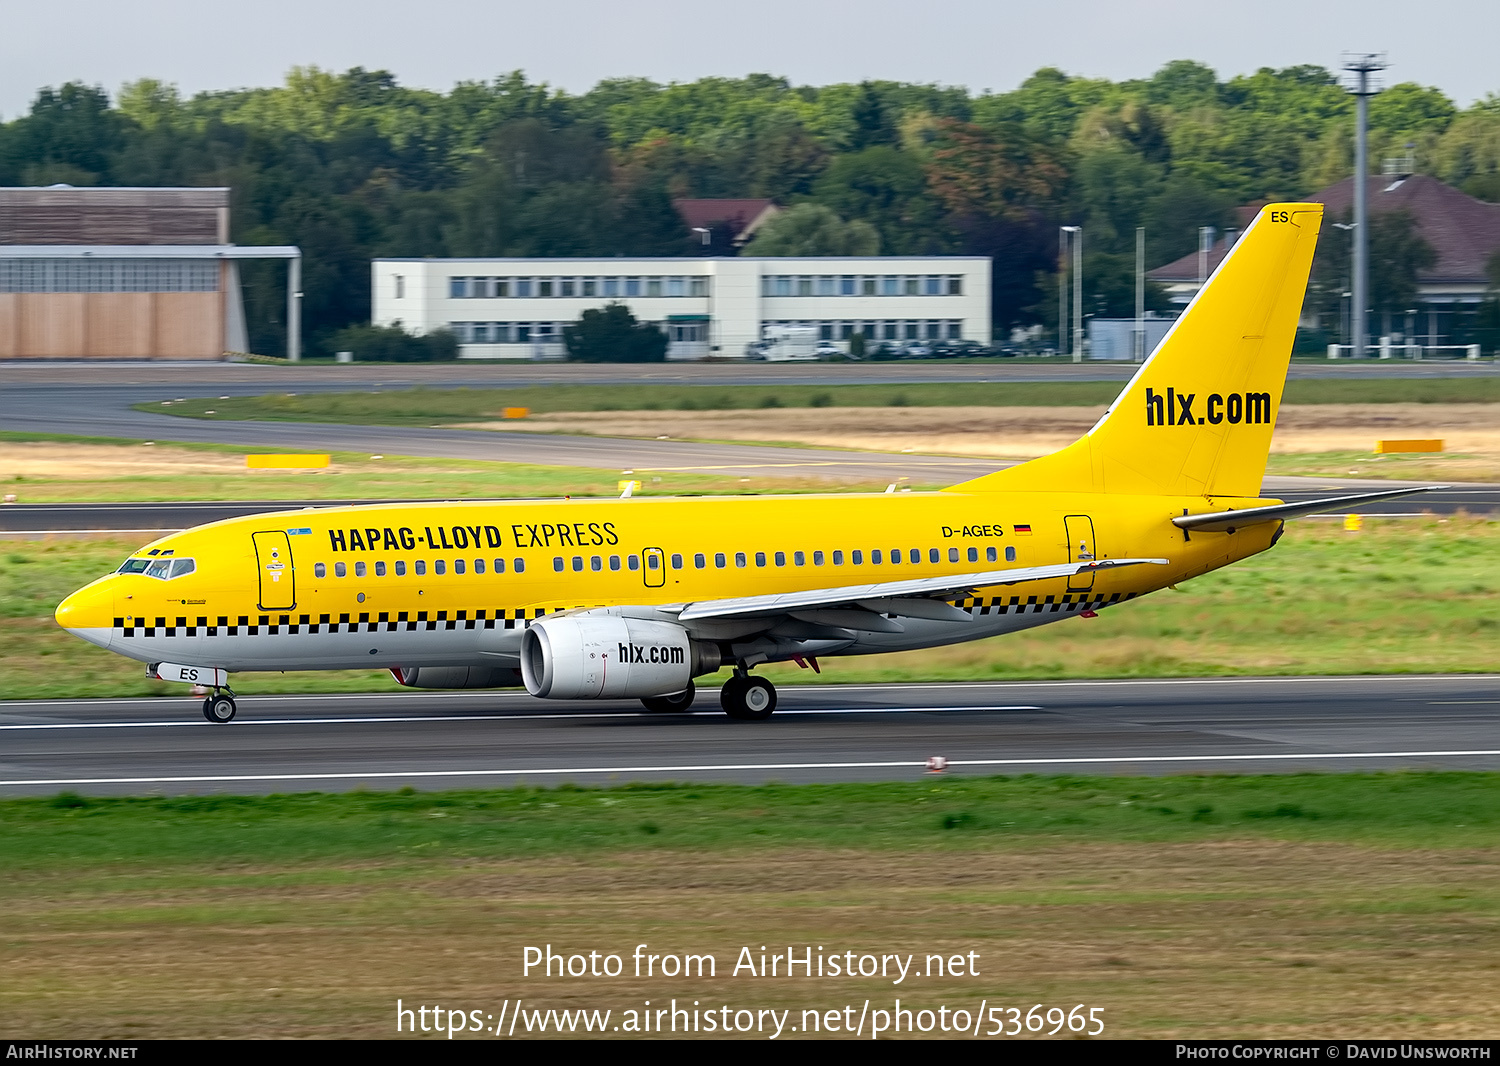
<box><xmin>673</xmin><ymin>198</ymin><xmax>778</xmax><ymax>237</ymax></box>
<box><xmin>1150</xmin><ymin>174</ymin><xmax>1500</xmax><ymax>285</ymax></box>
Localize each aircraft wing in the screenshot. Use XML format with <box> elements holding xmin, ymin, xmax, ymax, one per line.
<box><xmin>1172</xmin><ymin>486</ymin><xmax>1439</xmax><ymax>533</ymax></box>
<box><xmin>677</xmin><ymin>558</ymin><xmax>1169</xmax><ymax>623</ymax></box>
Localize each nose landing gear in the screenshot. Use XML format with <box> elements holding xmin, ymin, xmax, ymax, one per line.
<box><xmin>720</xmin><ymin>673</ymin><xmax>777</xmax><ymax>720</ymax></box>
<box><xmin>202</xmin><ymin>689</ymin><xmax>237</xmax><ymax>724</ymax></box>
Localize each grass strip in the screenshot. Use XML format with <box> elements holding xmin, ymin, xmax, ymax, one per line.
<box><xmin>6</xmin><ymin>772</ymin><xmax>1499</xmax><ymax>873</ymax></box>
<box><xmin>141</xmin><ymin>378</ymin><xmax>1500</xmax><ymax>425</ymax></box>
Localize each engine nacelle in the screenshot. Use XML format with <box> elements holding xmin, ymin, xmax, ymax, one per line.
<box><xmin>521</xmin><ymin>615</ymin><xmax>719</xmax><ymax>699</ymax></box>
<box><xmin>390</xmin><ymin>666</ymin><xmax>523</xmax><ymax>689</ymax></box>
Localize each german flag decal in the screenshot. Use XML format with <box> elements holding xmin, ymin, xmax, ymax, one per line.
<box><xmin>1013</xmin><ymin>524</ymin><xmax>1032</xmax><ymax>535</ymax></box>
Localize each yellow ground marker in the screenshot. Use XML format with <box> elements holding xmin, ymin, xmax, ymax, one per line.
<box><xmin>246</xmin><ymin>454</ymin><xmax>330</xmax><ymax>469</ymax></box>
<box><xmin>502</xmin><ymin>407</ymin><xmax>530</xmax><ymax>419</ymax></box>
<box><xmin>1344</xmin><ymin>514</ymin><xmax>1364</xmax><ymax>532</ymax></box>
<box><xmin>1374</xmin><ymin>439</ymin><xmax>1442</xmax><ymax>454</ymax></box>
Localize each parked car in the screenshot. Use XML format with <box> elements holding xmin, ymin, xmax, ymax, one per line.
<box><xmin>901</xmin><ymin>341</ymin><xmax>934</xmax><ymax>359</ymax></box>
<box><xmin>814</xmin><ymin>339</ymin><xmax>843</xmax><ymax>359</ymax></box>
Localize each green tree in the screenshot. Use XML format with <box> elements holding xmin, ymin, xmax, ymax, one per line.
<box><xmin>741</xmin><ymin>203</ymin><xmax>879</xmax><ymax>256</ymax></box>
<box><xmin>563</xmin><ymin>304</ymin><xmax>667</xmax><ymax>362</ymax></box>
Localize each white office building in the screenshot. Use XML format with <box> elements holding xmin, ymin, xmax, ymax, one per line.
<box><xmin>371</xmin><ymin>255</ymin><xmax>991</xmax><ymax>360</ymax></box>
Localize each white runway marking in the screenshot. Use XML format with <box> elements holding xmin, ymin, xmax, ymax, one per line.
<box><xmin>3</xmin><ymin>749</ymin><xmax>1498</xmax><ymax>788</ymax></box>
<box><xmin>2</xmin><ymin>673</ymin><xmax>1494</xmax><ymax>712</ymax></box>
<box><xmin>0</xmin><ymin>706</ymin><xmax>1045</xmax><ymax>730</ymax></box>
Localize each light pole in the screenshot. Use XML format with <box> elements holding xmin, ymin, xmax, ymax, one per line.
<box><xmin>1134</xmin><ymin>225</ymin><xmax>1146</xmax><ymax>362</ymax></box>
<box><xmin>1060</xmin><ymin>226</ymin><xmax>1082</xmax><ymax>361</ymax></box>
<box><xmin>1344</xmin><ymin>53</ymin><xmax>1387</xmax><ymax>359</ymax></box>
<box><xmin>1332</xmin><ymin>221</ymin><xmax>1357</xmax><ymax>356</ymax></box>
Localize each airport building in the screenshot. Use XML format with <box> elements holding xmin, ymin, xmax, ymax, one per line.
<box><xmin>0</xmin><ymin>186</ymin><xmax>298</xmax><ymax>360</ymax></box>
<box><xmin>371</xmin><ymin>255</ymin><xmax>992</xmax><ymax>359</ymax></box>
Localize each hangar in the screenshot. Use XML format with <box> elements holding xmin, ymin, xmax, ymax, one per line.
<box><xmin>0</xmin><ymin>186</ymin><xmax>300</xmax><ymax>360</ymax></box>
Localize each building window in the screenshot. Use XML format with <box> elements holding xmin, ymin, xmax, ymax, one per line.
<box><xmin>667</xmin><ymin>276</ymin><xmax>685</xmax><ymax>297</ymax></box>
<box><xmin>949</xmin><ymin>320</ymin><xmax>963</xmax><ymax>339</ymax></box>
<box><xmin>840</xmin><ymin>276</ymin><xmax>856</xmax><ymax>296</ymax></box>
<box><xmin>773</xmin><ymin>276</ymin><xmax>792</xmax><ymax>297</ymax></box>
<box><xmin>495</xmin><ymin>279</ymin><xmax>510</xmax><ymax>297</ymax></box>
<box><xmin>582</xmin><ymin>278</ymin><xmax>597</xmax><ymax>297</ymax></box>
<box><xmin>646</xmin><ymin>277</ymin><xmax>662</xmax><ymax>297</ymax></box>
<box><xmin>537</xmin><ymin>278</ymin><xmax>553</xmax><ymax>298</ymax></box>
<box><xmin>862</xmin><ymin>276</ymin><xmax>877</xmax><ymax>296</ymax></box>
<box><xmin>797</xmin><ymin>276</ymin><xmax>813</xmax><ymax>297</ymax></box>
<box><xmin>816</xmin><ymin>276</ymin><xmax>835</xmax><ymax>296</ymax></box>
<box><xmin>905</xmin><ymin>277</ymin><xmax>920</xmax><ymax>296</ymax></box>
<box><xmin>948</xmin><ymin>276</ymin><xmax>963</xmax><ymax>296</ymax></box>
<box><xmin>515</xmin><ymin>278</ymin><xmax>532</xmax><ymax>298</ymax></box>
<box><xmin>449</xmin><ymin>277</ymin><xmax>467</xmax><ymax>299</ymax></box>
<box><xmin>560</xmin><ymin>278</ymin><xmax>576</xmax><ymax>297</ymax></box>
<box><xmin>690</xmin><ymin>276</ymin><xmax>709</xmax><ymax>297</ymax></box>
<box><xmin>626</xmin><ymin>277</ymin><xmax>642</xmax><ymax>297</ymax></box>
<box><xmin>394</xmin><ymin>275</ymin><xmax>405</xmax><ymax>300</ymax></box>
<box><xmin>924</xmin><ymin>275</ymin><xmax>942</xmax><ymax>295</ymax></box>
<box><xmin>880</xmin><ymin>276</ymin><xmax>899</xmax><ymax>296</ymax></box>
<box><xmin>603</xmin><ymin>277</ymin><xmax>620</xmax><ymax>297</ymax></box>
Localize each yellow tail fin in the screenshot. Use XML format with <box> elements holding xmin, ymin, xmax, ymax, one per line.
<box><xmin>951</xmin><ymin>202</ymin><xmax>1324</xmax><ymax>498</ymax></box>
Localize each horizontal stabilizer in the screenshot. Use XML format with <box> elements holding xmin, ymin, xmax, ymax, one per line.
<box><xmin>677</xmin><ymin>558</ymin><xmax>1169</xmax><ymax>622</ymax></box>
<box><xmin>1172</xmin><ymin>486</ymin><xmax>1439</xmax><ymax>533</ymax></box>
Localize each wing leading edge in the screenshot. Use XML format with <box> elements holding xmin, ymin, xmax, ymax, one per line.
<box><xmin>676</xmin><ymin>558</ymin><xmax>1170</xmax><ymax>623</ymax></box>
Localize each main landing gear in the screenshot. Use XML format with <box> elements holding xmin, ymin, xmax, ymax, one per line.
<box><xmin>202</xmin><ymin>690</ymin><xmax>237</xmax><ymax>724</ymax></box>
<box><xmin>640</xmin><ymin>681</ymin><xmax>696</xmax><ymax>713</ymax></box>
<box><xmin>720</xmin><ymin>673</ymin><xmax>777</xmax><ymax>720</ymax></box>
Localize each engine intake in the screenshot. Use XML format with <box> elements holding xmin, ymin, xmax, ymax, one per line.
<box><xmin>521</xmin><ymin>615</ymin><xmax>719</xmax><ymax>699</ymax></box>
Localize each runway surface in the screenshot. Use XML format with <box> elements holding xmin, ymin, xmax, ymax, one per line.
<box><xmin>2</xmin><ymin>675</ymin><xmax>1496</xmax><ymax>795</ymax></box>
<box><xmin>2</xmin><ymin>481</ymin><xmax>1493</xmax><ymax>534</ymax></box>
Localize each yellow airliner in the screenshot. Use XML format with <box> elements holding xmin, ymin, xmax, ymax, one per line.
<box><xmin>55</xmin><ymin>202</ymin><xmax>1426</xmax><ymax>723</ymax></box>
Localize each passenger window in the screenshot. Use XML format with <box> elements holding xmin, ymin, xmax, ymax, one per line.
<box><xmin>572</xmin><ymin>556</ymin><xmax>583</xmax><ymax>572</ymax></box>
<box><xmin>493</xmin><ymin>558</ymin><xmax>505</xmax><ymax>573</ymax></box>
<box><xmin>515</xmin><ymin>558</ymin><xmax>526</xmax><ymax>573</ymax></box>
<box><xmin>794</xmin><ymin>551</ymin><xmax>805</xmax><ymax>566</ymax></box>
<box><xmin>435</xmin><ymin>560</ymin><xmax>446</xmax><ymax>575</ymax></box>
<box><xmin>694</xmin><ymin>553</ymin><xmax>706</xmax><ymax>569</ymax></box>
<box><xmin>376</xmin><ymin>561</ymin><xmax>387</xmax><ymax>576</ymax></box>
<box><xmin>454</xmin><ymin>559</ymin><xmax>465</xmax><ymax>574</ymax></box>
<box><xmin>967</xmin><ymin>547</ymin><xmax>978</xmax><ymax>563</ymax></box>
<box><xmin>714</xmin><ymin>553</ymin><xmax>726</xmax><ymax>568</ymax></box>
<box><xmin>474</xmin><ymin>559</ymin><xmax>484</xmax><ymax>574</ymax></box>
<box><xmin>415</xmin><ymin>560</ymin><xmax>427</xmax><ymax>576</ymax></box>
<box><xmin>755</xmin><ymin>552</ymin><xmax>766</xmax><ymax>567</ymax></box>
<box><xmin>355</xmin><ymin>561</ymin><xmax>367</xmax><ymax>577</ymax></box>
<box><xmin>852</xmin><ymin>550</ymin><xmax>863</xmax><ymax>565</ymax></box>
<box><xmin>395</xmin><ymin>560</ymin><xmax>407</xmax><ymax>576</ymax></box>
<box><xmin>591</xmin><ymin>556</ymin><xmax>602</xmax><ymax>571</ymax></box>
<box><xmin>671</xmin><ymin>554</ymin><xmax>683</xmax><ymax>569</ymax></box>
<box><xmin>335</xmin><ymin>562</ymin><xmax>347</xmax><ymax>577</ymax></box>
<box><xmin>628</xmin><ymin>556</ymin><xmax>639</xmax><ymax>571</ymax></box>
<box><xmin>832</xmin><ymin>550</ymin><xmax>843</xmax><ymax>565</ymax></box>
<box><xmin>872</xmin><ymin>549</ymin><xmax>882</xmax><ymax>564</ymax></box>
<box><xmin>609</xmin><ymin>555</ymin><xmax>621</xmax><ymax>571</ymax></box>
<box><xmin>553</xmin><ymin>557</ymin><xmax>564</xmax><ymax>572</ymax></box>
<box><xmin>1005</xmin><ymin>546</ymin><xmax>1016</xmax><ymax>562</ymax></box>
<box><xmin>910</xmin><ymin>549</ymin><xmax>921</xmax><ymax>563</ymax></box>
<box><xmin>987</xmin><ymin>546</ymin><xmax>998</xmax><ymax>563</ymax></box>
<box><xmin>735</xmin><ymin>552</ymin><xmax>747</xmax><ymax>568</ymax></box>
<box><xmin>812</xmin><ymin>551</ymin><xmax>824</xmax><ymax>565</ymax></box>
<box><xmin>948</xmin><ymin>548</ymin><xmax>959</xmax><ymax>563</ymax></box>
<box><xmin>775</xmin><ymin>551</ymin><xmax>786</xmax><ymax>567</ymax></box>
<box><xmin>889</xmin><ymin>550</ymin><xmax>900</xmax><ymax>565</ymax></box>
<box><xmin>314</xmin><ymin>562</ymin><xmax>326</xmax><ymax>578</ymax></box>
<box><xmin>929</xmin><ymin>548</ymin><xmax>940</xmax><ymax>563</ymax></box>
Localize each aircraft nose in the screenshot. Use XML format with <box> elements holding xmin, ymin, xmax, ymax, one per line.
<box><xmin>55</xmin><ymin>581</ymin><xmax>115</xmax><ymax>649</ymax></box>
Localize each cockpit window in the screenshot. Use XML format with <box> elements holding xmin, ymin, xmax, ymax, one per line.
<box><xmin>117</xmin><ymin>556</ymin><xmax>196</xmax><ymax>580</ymax></box>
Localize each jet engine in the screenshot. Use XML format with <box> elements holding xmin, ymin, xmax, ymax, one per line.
<box><xmin>521</xmin><ymin>615</ymin><xmax>720</xmax><ymax>699</ymax></box>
